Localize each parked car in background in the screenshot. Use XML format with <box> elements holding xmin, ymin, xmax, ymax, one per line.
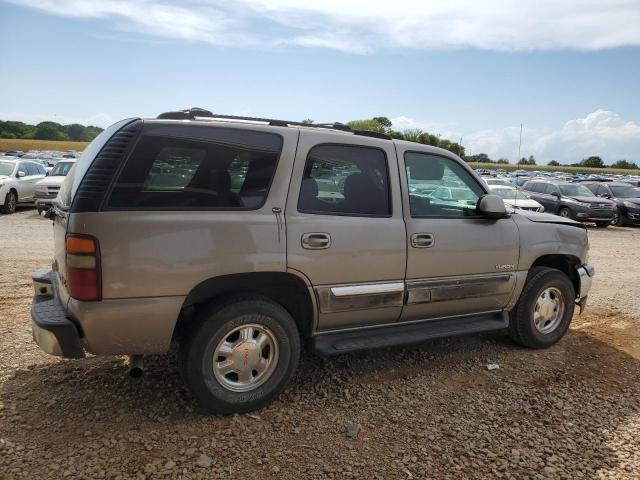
<box><xmin>4</xmin><ymin>150</ymin><xmax>25</xmax><ymax>157</ymax></box>
<box><xmin>582</xmin><ymin>181</ymin><xmax>640</xmax><ymax>226</ymax></box>
<box><xmin>483</xmin><ymin>177</ymin><xmax>515</xmax><ymax>188</ymax></box>
<box><xmin>489</xmin><ymin>186</ymin><xmax>544</xmax><ymax>212</ymax></box>
<box><xmin>0</xmin><ymin>159</ymin><xmax>47</xmax><ymax>213</ymax></box>
<box><xmin>34</xmin><ymin>160</ymin><xmax>77</xmax><ymax>214</ymax></box>
<box><xmin>522</xmin><ymin>180</ymin><xmax>615</xmax><ymax>227</ymax></box>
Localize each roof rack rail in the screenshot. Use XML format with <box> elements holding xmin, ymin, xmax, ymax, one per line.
<box><xmin>156</xmin><ymin>108</ymin><xmax>392</xmax><ymax>140</ymax></box>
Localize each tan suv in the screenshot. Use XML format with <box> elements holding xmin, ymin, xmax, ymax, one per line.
<box><xmin>32</xmin><ymin>108</ymin><xmax>594</xmax><ymax>414</ymax></box>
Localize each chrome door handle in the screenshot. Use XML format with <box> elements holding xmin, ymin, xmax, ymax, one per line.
<box><xmin>411</xmin><ymin>233</ymin><xmax>434</xmax><ymax>248</ymax></box>
<box><xmin>302</xmin><ymin>232</ymin><xmax>331</xmax><ymax>250</ymax></box>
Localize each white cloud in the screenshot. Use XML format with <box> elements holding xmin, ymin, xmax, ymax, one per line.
<box><xmin>394</xmin><ymin>110</ymin><xmax>640</xmax><ymax>164</ymax></box>
<box><xmin>6</xmin><ymin>0</ymin><xmax>640</xmax><ymax>53</ymax></box>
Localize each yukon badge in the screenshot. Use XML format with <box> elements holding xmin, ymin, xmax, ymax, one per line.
<box><xmin>495</xmin><ymin>264</ymin><xmax>515</xmax><ymax>270</ymax></box>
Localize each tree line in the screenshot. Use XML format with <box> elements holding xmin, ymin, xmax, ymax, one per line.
<box><xmin>0</xmin><ymin>120</ymin><xmax>104</xmax><ymax>142</ymax></box>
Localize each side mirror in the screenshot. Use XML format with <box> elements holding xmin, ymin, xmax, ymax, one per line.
<box><xmin>551</xmin><ymin>191</ymin><xmax>561</xmax><ymax>198</ymax></box>
<box><xmin>45</xmin><ymin>171</ymin><xmax>50</xmax><ymax>176</ymax></box>
<box><xmin>16</xmin><ymin>171</ymin><xmax>25</xmax><ymax>178</ymax></box>
<box><xmin>477</xmin><ymin>194</ymin><xmax>508</xmax><ymax>219</ymax></box>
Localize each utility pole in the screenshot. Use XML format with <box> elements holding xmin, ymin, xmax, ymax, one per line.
<box><xmin>518</xmin><ymin>124</ymin><xmax>523</xmax><ymax>162</ymax></box>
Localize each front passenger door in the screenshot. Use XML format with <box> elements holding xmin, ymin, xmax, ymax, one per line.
<box><xmin>398</xmin><ymin>148</ymin><xmax>520</xmax><ymax>322</ymax></box>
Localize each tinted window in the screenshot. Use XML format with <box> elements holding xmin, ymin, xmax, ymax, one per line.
<box><xmin>545</xmin><ymin>184</ymin><xmax>560</xmax><ymax>195</ymax></box>
<box><xmin>108</xmin><ymin>133</ymin><xmax>281</xmax><ymax>210</ymax></box>
<box><xmin>523</xmin><ymin>182</ymin><xmax>538</xmax><ymax>192</ymax></box>
<box><xmin>298</xmin><ymin>144</ymin><xmax>390</xmax><ymax>216</ymax></box>
<box><xmin>405</xmin><ymin>153</ymin><xmax>484</xmax><ymax>217</ymax></box>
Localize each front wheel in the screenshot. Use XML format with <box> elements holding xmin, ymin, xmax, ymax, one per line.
<box><xmin>558</xmin><ymin>207</ymin><xmax>572</xmax><ymax>219</ymax></box>
<box><xmin>1</xmin><ymin>191</ymin><xmax>17</xmax><ymax>214</ymax></box>
<box><xmin>179</xmin><ymin>296</ymin><xmax>300</xmax><ymax>414</ymax></box>
<box><xmin>610</xmin><ymin>209</ymin><xmax>622</xmax><ymax>226</ymax></box>
<box><xmin>595</xmin><ymin>221</ymin><xmax>610</xmax><ymax>228</ymax></box>
<box><xmin>509</xmin><ymin>267</ymin><xmax>575</xmax><ymax>349</ymax></box>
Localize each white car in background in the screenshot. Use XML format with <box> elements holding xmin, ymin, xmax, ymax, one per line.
<box><xmin>490</xmin><ymin>186</ymin><xmax>544</xmax><ymax>213</ymax></box>
<box><xmin>0</xmin><ymin>159</ymin><xmax>47</xmax><ymax>214</ymax></box>
<box><xmin>34</xmin><ymin>160</ymin><xmax>76</xmax><ymax>213</ymax></box>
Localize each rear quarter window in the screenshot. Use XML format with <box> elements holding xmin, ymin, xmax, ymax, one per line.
<box><xmin>107</xmin><ymin>130</ymin><xmax>282</xmax><ymax>210</ymax></box>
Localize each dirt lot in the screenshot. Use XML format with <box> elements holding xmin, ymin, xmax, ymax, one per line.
<box><xmin>1</xmin><ymin>208</ymin><xmax>639</xmax><ymax>479</ymax></box>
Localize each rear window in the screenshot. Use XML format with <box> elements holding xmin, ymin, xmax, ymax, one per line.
<box><xmin>108</xmin><ymin>132</ymin><xmax>281</xmax><ymax>210</ymax></box>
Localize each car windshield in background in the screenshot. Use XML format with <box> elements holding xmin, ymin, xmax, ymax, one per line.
<box><xmin>0</xmin><ymin>162</ymin><xmax>15</xmax><ymax>176</ymax></box>
<box><xmin>50</xmin><ymin>162</ymin><xmax>75</xmax><ymax>176</ymax></box>
<box><xmin>49</xmin><ymin>162</ymin><xmax>74</xmax><ymax>177</ymax></box>
<box><xmin>492</xmin><ymin>188</ymin><xmax>530</xmax><ymax>200</ymax></box>
<box><xmin>559</xmin><ymin>185</ymin><xmax>594</xmax><ymax>197</ymax></box>
<box><xmin>611</xmin><ymin>186</ymin><xmax>640</xmax><ymax>198</ymax></box>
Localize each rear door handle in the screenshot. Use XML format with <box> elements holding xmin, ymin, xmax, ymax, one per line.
<box><xmin>302</xmin><ymin>232</ymin><xmax>331</xmax><ymax>250</ymax></box>
<box><xmin>411</xmin><ymin>233</ymin><xmax>434</xmax><ymax>248</ymax></box>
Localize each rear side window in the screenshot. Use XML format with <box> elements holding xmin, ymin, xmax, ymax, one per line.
<box><xmin>108</xmin><ymin>132</ymin><xmax>281</xmax><ymax>210</ymax></box>
<box><xmin>297</xmin><ymin>144</ymin><xmax>390</xmax><ymax>216</ymax></box>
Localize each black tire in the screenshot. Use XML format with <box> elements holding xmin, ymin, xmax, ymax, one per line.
<box><xmin>0</xmin><ymin>190</ymin><xmax>17</xmax><ymax>214</ymax></box>
<box><xmin>558</xmin><ymin>207</ymin><xmax>572</xmax><ymax>220</ymax></box>
<box><xmin>595</xmin><ymin>221</ymin><xmax>610</xmax><ymax>228</ymax></box>
<box><xmin>179</xmin><ymin>296</ymin><xmax>300</xmax><ymax>414</ymax></box>
<box><xmin>509</xmin><ymin>267</ymin><xmax>575</xmax><ymax>349</ymax></box>
<box><xmin>611</xmin><ymin>209</ymin><xmax>622</xmax><ymax>226</ymax></box>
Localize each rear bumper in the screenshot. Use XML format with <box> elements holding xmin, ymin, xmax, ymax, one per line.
<box><xmin>31</xmin><ymin>269</ymin><xmax>85</xmax><ymax>358</ymax></box>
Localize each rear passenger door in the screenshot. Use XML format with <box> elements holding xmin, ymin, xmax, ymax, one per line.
<box><xmin>285</xmin><ymin>131</ymin><xmax>406</xmax><ymax>332</ymax></box>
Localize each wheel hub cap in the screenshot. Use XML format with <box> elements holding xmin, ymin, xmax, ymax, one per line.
<box><xmin>213</xmin><ymin>323</ymin><xmax>279</xmax><ymax>392</ymax></box>
<box><xmin>533</xmin><ymin>287</ymin><xmax>565</xmax><ymax>334</ymax></box>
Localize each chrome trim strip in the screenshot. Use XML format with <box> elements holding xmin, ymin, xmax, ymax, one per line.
<box><xmin>406</xmin><ymin>273</ymin><xmax>515</xmax><ymax>305</ymax></box>
<box><xmin>314</xmin><ymin>309</ymin><xmax>505</xmax><ymax>335</ymax></box>
<box><xmin>330</xmin><ymin>282</ymin><xmax>405</xmax><ymax>297</ymax></box>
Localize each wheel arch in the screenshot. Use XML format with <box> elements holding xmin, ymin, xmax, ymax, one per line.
<box><xmin>174</xmin><ymin>271</ymin><xmax>316</xmax><ymax>339</ymax></box>
<box><xmin>530</xmin><ymin>254</ymin><xmax>581</xmax><ymax>296</ymax></box>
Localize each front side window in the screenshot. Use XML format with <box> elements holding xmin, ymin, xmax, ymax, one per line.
<box><xmin>298</xmin><ymin>144</ymin><xmax>390</xmax><ymax>216</ymax></box>
<box><xmin>545</xmin><ymin>184</ymin><xmax>561</xmax><ymax>195</ymax></box>
<box><xmin>405</xmin><ymin>152</ymin><xmax>484</xmax><ymax>217</ymax></box>
<box><xmin>108</xmin><ymin>132</ymin><xmax>281</xmax><ymax>210</ymax></box>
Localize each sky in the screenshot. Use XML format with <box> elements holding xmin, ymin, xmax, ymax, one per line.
<box><xmin>1</xmin><ymin>0</ymin><xmax>639</xmax><ymax>164</ymax></box>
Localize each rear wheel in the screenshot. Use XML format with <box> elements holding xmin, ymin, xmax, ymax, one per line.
<box><xmin>180</xmin><ymin>296</ymin><xmax>300</xmax><ymax>414</ymax></box>
<box><xmin>509</xmin><ymin>267</ymin><xmax>575</xmax><ymax>349</ymax></box>
<box><xmin>558</xmin><ymin>207</ymin><xmax>572</xmax><ymax>219</ymax></box>
<box><xmin>0</xmin><ymin>191</ymin><xmax>17</xmax><ymax>214</ymax></box>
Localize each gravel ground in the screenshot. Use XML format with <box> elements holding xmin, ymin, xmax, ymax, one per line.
<box><xmin>1</xmin><ymin>208</ymin><xmax>640</xmax><ymax>479</ymax></box>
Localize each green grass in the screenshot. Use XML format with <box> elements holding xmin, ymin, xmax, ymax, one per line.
<box><xmin>0</xmin><ymin>138</ymin><xmax>89</xmax><ymax>152</ymax></box>
<box><xmin>471</xmin><ymin>162</ymin><xmax>639</xmax><ymax>176</ymax></box>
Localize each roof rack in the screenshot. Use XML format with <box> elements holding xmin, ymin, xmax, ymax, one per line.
<box><xmin>156</xmin><ymin>108</ymin><xmax>392</xmax><ymax>140</ymax></box>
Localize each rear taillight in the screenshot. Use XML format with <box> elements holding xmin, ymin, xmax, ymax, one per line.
<box><xmin>66</xmin><ymin>234</ymin><xmax>101</xmax><ymax>301</ymax></box>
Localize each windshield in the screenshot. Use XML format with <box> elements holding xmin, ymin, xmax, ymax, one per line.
<box><xmin>0</xmin><ymin>162</ymin><xmax>15</xmax><ymax>176</ymax></box>
<box><xmin>610</xmin><ymin>185</ymin><xmax>640</xmax><ymax>198</ymax></box>
<box><xmin>50</xmin><ymin>162</ymin><xmax>74</xmax><ymax>176</ymax></box>
<box><xmin>559</xmin><ymin>185</ymin><xmax>594</xmax><ymax>197</ymax></box>
<box><xmin>492</xmin><ymin>188</ymin><xmax>530</xmax><ymax>200</ymax></box>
